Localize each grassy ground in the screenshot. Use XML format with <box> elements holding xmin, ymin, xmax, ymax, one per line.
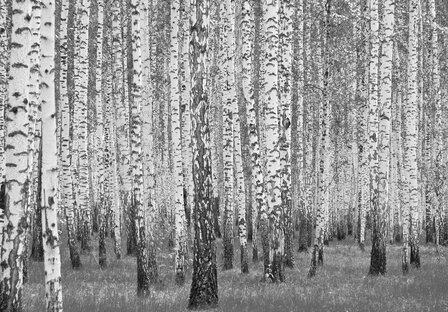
<box><xmin>23</xmin><ymin>234</ymin><xmax>448</xmax><ymax>312</ymax></box>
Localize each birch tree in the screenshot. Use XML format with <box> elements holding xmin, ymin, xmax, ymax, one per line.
<box><xmin>428</xmin><ymin>0</ymin><xmax>441</xmax><ymax>248</ymax></box>
<box><xmin>221</xmin><ymin>0</ymin><xmax>235</xmax><ymax>271</ymax></box>
<box><xmin>40</xmin><ymin>0</ymin><xmax>63</xmax><ymax>308</ymax></box>
<box><xmin>130</xmin><ymin>0</ymin><xmax>151</xmax><ymax>296</ymax></box>
<box><xmin>370</xmin><ymin>0</ymin><xmax>395</xmax><ymax>275</ymax></box>
<box><xmin>279</xmin><ymin>0</ymin><xmax>293</xmax><ymax>268</ymax></box>
<box><xmin>188</xmin><ymin>0</ymin><xmax>219</xmax><ymax>307</ymax></box>
<box><xmin>0</xmin><ymin>0</ymin><xmax>33</xmax><ymax>310</ymax></box>
<box><xmin>262</xmin><ymin>0</ymin><xmax>284</xmax><ymax>283</ymax></box>
<box><xmin>170</xmin><ymin>0</ymin><xmax>187</xmax><ymax>285</ymax></box>
<box><xmin>356</xmin><ymin>0</ymin><xmax>369</xmax><ymax>251</ymax></box>
<box><xmin>405</xmin><ymin>0</ymin><xmax>420</xmax><ymax>270</ymax></box>
<box><xmin>309</xmin><ymin>0</ymin><xmax>331</xmax><ymax>278</ymax></box>
<box><xmin>241</xmin><ymin>0</ymin><xmax>261</xmax><ymax>269</ymax></box>
<box><xmin>0</xmin><ymin>0</ymin><xmax>7</xmax><ymax>247</ymax></box>
<box><xmin>111</xmin><ymin>0</ymin><xmax>123</xmax><ymax>260</ymax></box>
<box><xmin>294</xmin><ymin>0</ymin><xmax>307</xmax><ymax>254</ymax></box>
<box><xmin>96</xmin><ymin>0</ymin><xmax>107</xmax><ymax>268</ymax></box>
<box><xmin>76</xmin><ymin>0</ymin><xmax>92</xmax><ymax>252</ymax></box>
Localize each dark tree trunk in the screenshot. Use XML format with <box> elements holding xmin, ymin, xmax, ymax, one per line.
<box><xmin>148</xmin><ymin>242</ymin><xmax>159</xmax><ymax>285</ymax></box>
<box><xmin>394</xmin><ymin>224</ymin><xmax>402</xmax><ymax>243</ymax></box>
<box><xmin>306</xmin><ymin>211</ymin><xmax>313</xmax><ymax>247</ymax></box>
<box><xmin>99</xmin><ymin>202</ymin><xmax>107</xmax><ymax>269</ymax></box>
<box><xmin>298</xmin><ymin>208</ymin><xmax>308</xmax><ymax>252</ymax></box>
<box><xmin>240</xmin><ymin>244</ymin><xmax>249</xmax><ymax>274</ymax></box>
<box><xmin>369</xmin><ymin>213</ymin><xmax>387</xmax><ymax>275</ymax></box>
<box><xmin>410</xmin><ymin>241</ymin><xmax>420</xmax><ymax>268</ymax></box>
<box><xmin>308</xmin><ymin>244</ymin><xmax>318</xmax><ymax>278</ymax></box>
<box><xmin>31</xmin><ymin>147</ymin><xmax>44</xmax><ymax>262</ymax></box>
<box><xmin>222</xmin><ymin>210</ymin><xmax>233</xmax><ymax>270</ymax></box>
<box><xmin>213</xmin><ymin>195</ymin><xmax>221</xmax><ymax>238</ymax></box>
<box><xmin>127</xmin><ymin>196</ymin><xmax>137</xmax><ymax>256</ymax></box>
<box><xmin>188</xmin><ymin>1</ymin><xmax>218</xmax><ymax>306</ymax></box>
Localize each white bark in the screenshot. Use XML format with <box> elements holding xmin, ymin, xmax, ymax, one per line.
<box><xmin>170</xmin><ymin>0</ymin><xmax>186</xmax><ymax>284</ymax></box>
<box><xmin>1</xmin><ymin>0</ymin><xmax>33</xmax><ymax>308</ymax></box>
<box><xmin>40</xmin><ymin>0</ymin><xmax>63</xmax><ymax>308</ymax></box>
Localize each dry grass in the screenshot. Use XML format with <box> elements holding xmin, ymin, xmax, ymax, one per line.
<box><xmin>23</xmin><ymin>233</ymin><xmax>448</xmax><ymax>312</ymax></box>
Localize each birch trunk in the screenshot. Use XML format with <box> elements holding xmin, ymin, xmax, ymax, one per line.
<box><xmin>356</xmin><ymin>0</ymin><xmax>369</xmax><ymax>251</ymax></box>
<box><xmin>294</xmin><ymin>0</ymin><xmax>307</xmax><ymax>254</ymax></box>
<box><xmin>0</xmin><ymin>0</ymin><xmax>33</xmax><ymax>310</ymax></box>
<box><xmin>262</xmin><ymin>0</ymin><xmax>284</xmax><ymax>283</ymax></box>
<box><xmin>406</xmin><ymin>0</ymin><xmax>421</xmax><ymax>269</ymax></box>
<box><xmin>40</xmin><ymin>0</ymin><xmax>63</xmax><ymax>307</ymax></box>
<box><xmin>76</xmin><ymin>0</ymin><xmax>92</xmax><ymax>252</ymax></box>
<box><xmin>309</xmin><ymin>0</ymin><xmax>330</xmax><ymax>278</ymax></box>
<box><xmin>370</xmin><ymin>0</ymin><xmax>394</xmax><ymax>275</ymax></box>
<box><xmin>170</xmin><ymin>0</ymin><xmax>187</xmax><ymax>285</ymax></box>
<box><xmin>130</xmin><ymin>0</ymin><xmax>151</xmax><ymax>296</ymax></box>
<box><xmin>60</xmin><ymin>0</ymin><xmax>81</xmax><ymax>269</ymax></box>
<box><xmin>96</xmin><ymin>0</ymin><xmax>107</xmax><ymax>268</ymax></box>
<box><xmin>279</xmin><ymin>0</ymin><xmax>293</xmax><ymax>269</ymax></box>
<box><xmin>429</xmin><ymin>0</ymin><xmax>441</xmax><ymax>248</ymax></box>
<box><xmin>188</xmin><ymin>0</ymin><xmax>219</xmax><ymax>307</ymax></box>
<box><xmin>0</xmin><ymin>0</ymin><xmax>7</xmax><ymax>247</ymax></box>
<box><xmin>221</xmin><ymin>0</ymin><xmax>235</xmax><ymax>271</ymax></box>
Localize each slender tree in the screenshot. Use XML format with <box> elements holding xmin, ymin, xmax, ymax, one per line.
<box><xmin>262</xmin><ymin>0</ymin><xmax>284</xmax><ymax>283</ymax></box>
<box><xmin>241</xmin><ymin>0</ymin><xmax>257</xmax><ymax>271</ymax></box>
<box><xmin>221</xmin><ymin>0</ymin><xmax>235</xmax><ymax>271</ymax></box>
<box><xmin>309</xmin><ymin>0</ymin><xmax>331</xmax><ymax>278</ymax></box>
<box><xmin>40</xmin><ymin>0</ymin><xmax>63</xmax><ymax>308</ymax></box>
<box><xmin>76</xmin><ymin>0</ymin><xmax>92</xmax><ymax>252</ymax></box>
<box><xmin>130</xmin><ymin>0</ymin><xmax>151</xmax><ymax>296</ymax></box>
<box><xmin>369</xmin><ymin>0</ymin><xmax>395</xmax><ymax>276</ymax></box>
<box><xmin>170</xmin><ymin>0</ymin><xmax>187</xmax><ymax>285</ymax></box>
<box><xmin>96</xmin><ymin>0</ymin><xmax>107</xmax><ymax>268</ymax></box>
<box><xmin>356</xmin><ymin>0</ymin><xmax>369</xmax><ymax>251</ymax></box>
<box><xmin>0</xmin><ymin>0</ymin><xmax>7</xmax><ymax>247</ymax></box>
<box><xmin>406</xmin><ymin>0</ymin><xmax>420</xmax><ymax>269</ymax></box>
<box><xmin>279</xmin><ymin>0</ymin><xmax>294</xmax><ymax>268</ymax></box>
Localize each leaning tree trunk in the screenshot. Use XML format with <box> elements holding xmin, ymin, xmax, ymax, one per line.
<box><xmin>188</xmin><ymin>0</ymin><xmax>219</xmax><ymax>308</ymax></box>
<box><xmin>0</xmin><ymin>0</ymin><xmax>33</xmax><ymax>310</ymax></box>
<box><xmin>40</xmin><ymin>0</ymin><xmax>64</xmax><ymax>308</ymax></box>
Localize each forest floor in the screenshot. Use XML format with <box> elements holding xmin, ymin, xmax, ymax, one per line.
<box><xmin>23</xmin><ymin>231</ymin><xmax>448</xmax><ymax>312</ymax></box>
